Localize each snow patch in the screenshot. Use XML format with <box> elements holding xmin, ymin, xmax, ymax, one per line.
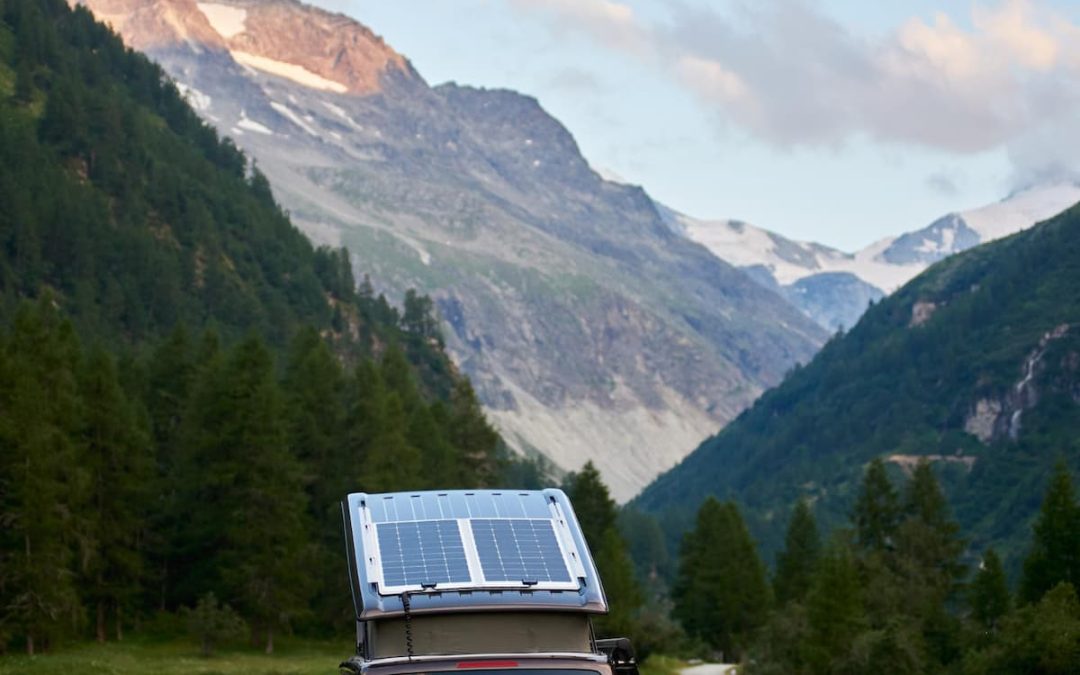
<box><xmin>678</xmin><ymin>212</ymin><xmax>921</xmax><ymax>292</ymax></box>
<box><xmin>236</xmin><ymin>112</ymin><xmax>272</xmax><ymax>135</ymax></box>
<box><xmin>675</xmin><ymin>181</ymin><xmax>1080</xmax><ymax>299</ymax></box>
<box><xmin>961</xmin><ymin>183</ymin><xmax>1080</xmax><ymax>242</ymax></box>
<box><xmin>175</xmin><ymin>82</ymin><xmax>211</xmax><ymax>112</ymax></box>
<box><xmin>320</xmin><ymin>100</ymin><xmax>363</xmax><ymax>129</ymax></box>
<box><xmin>195</xmin><ymin>2</ymin><xmax>246</xmax><ymax>39</ymax></box>
<box><xmin>270</xmin><ymin>101</ymin><xmax>317</xmax><ymax>136</ymax></box>
<box><xmin>230</xmin><ymin>51</ymin><xmax>348</xmax><ymax>93</ymax></box>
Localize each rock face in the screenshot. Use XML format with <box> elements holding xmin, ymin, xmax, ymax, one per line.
<box><xmin>76</xmin><ymin>0</ymin><xmax>827</xmax><ymax>500</ymax></box>
<box><xmin>664</xmin><ymin>183</ymin><xmax>1080</xmax><ymax>333</ymax></box>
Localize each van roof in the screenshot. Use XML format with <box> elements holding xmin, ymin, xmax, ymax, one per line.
<box><xmin>342</xmin><ymin>489</ymin><xmax>608</xmax><ymax>620</ymax></box>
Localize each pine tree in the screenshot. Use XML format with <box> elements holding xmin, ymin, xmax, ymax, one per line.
<box><xmin>354</xmin><ymin>377</ymin><xmax>421</xmax><ymax>493</ymax></box>
<box><xmin>1020</xmin><ymin>461</ymin><xmax>1080</xmax><ymax>604</ymax></box>
<box><xmin>78</xmin><ymin>347</ymin><xmax>152</xmax><ymax>643</ymax></box>
<box><xmin>402</xmin><ymin>289</ymin><xmax>441</xmax><ymax>344</ymax></box>
<box><xmin>965</xmin><ymin>582</ymin><xmax>1080</xmax><ymax>673</ymax></box>
<box><xmin>0</xmin><ymin>300</ymin><xmax>84</xmax><ymax>654</ymax></box>
<box><xmin>970</xmin><ymin>549</ymin><xmax>1010</xmax><ymax>632</ymax></box>
<box><xmin>283</xmin><ymin>327</ymin><xmax>346</xmax><ymax>523</ymax></box>
<box><xmin>853</xmin><ymin>458</ymin><xmax>900</xmax><ymax>553</ymax></box>
<box><xmin>142</xmin><ymin>324</ymin><xmax>195</xmax><ymax>611</ymax></box>
<box><xmin>892</xmin><ymin>461</ymin><xmax>966</xmax><ymax>668</ymax></box>
<box><xmin>565</xmin><ymin>463</ymin><xmax>642</xmax><ymax>636</ymax></box>
<box><xmin>895</xmin><ymin>460</ymin><xmax>965</xmax><ymax>599</ymax></box>
<box><xmin>673</xmin><ymin>497</ymin><xmax>770</xmax><ymax>661</ymax></box>
<box><xmin>200</xmin><ymin>336</ymin><xmax>311</xmax><ymax>652</ymax></box>
<box><xmin>145</xmin><ymin>324</ymin><xmax>194</xmax><ymax>452</ymax></box>
<box><xmin>446</xmin><ymin>380</ymin><xmax>501</xmax><ymax>487</ymax></box>
<box><xmin>774</xmin><ymin>500</ymin><xmax>821</xmax><ymax>606</ymax></box>
<box><xmin>567</xmin><ymin>462</ymin><xmax>618</xmax><ymax>551</ymax></box>
<box><xmin>593</xmin><ymin>528</ymin><xmax>643</xmax><ymax>638</ymax></box>
<box><xmin>804</xmin><ymin>540</ymin><xmax>865</xmax><ymax>672</ymax></box>
<box><xmin>283</xmin><ymin>328</ymin><xmax>350</xmax><ymax>627</ymax></box>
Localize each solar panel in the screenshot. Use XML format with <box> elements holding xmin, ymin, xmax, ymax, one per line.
<box><xmin>471</xmin><ymin>518</ymin><xmax>572</xmax><ymax>583</ymax></box>
<box><xmin>376</xmin><ymin>520</ymin><xmax>471</xmax><ymax>589</ymax></box>
<box><xmin>360</xmin><ymin>493</ymin><xmax>587</xmax><ymax>594</ymax></box>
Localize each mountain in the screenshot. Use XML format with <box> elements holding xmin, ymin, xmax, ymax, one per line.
<box><xmin>666</xmin><ymin>183</ymin><xmax>1080</xmax><ymax>332</ymax></box>
<box><xmin>0</xmin><ymin>1</ymin><xmax>510</xmax><ymax>649</ymax></box>
<box><xmin>637</xmin><ymin>200</ymin><xmax>1080</xmax><ymax>567</ymax></box>
<box><xmin>0</xmin><ymin>0</ymin><xmax>475</xmax><ymax>385</ymax></box>
<box><xmin>75</xmin><ymin>0</ymin><xmax>828</xmax><ymax>500</ymax></box>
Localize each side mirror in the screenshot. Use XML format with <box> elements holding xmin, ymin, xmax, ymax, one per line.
<box><xmin>596</xmin><ymin>637</ymin><xmax>639</xmax><ymax>675</ymax></box>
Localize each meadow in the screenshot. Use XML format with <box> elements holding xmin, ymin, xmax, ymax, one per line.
<box><xmin>0</xmin><ymin>639</ymin><xmax>349</xmax><ymax>675</ymax></box>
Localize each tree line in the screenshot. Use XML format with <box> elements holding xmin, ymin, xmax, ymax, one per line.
<box><xmin>664</xmin><ymin>459</ymin><xmax>1080</xmax><ymax>673</ymax></box>
<box><xmin>0</xmin><ymin>297</ymin><xmax>513</xmax><ymax>655</ymax></box>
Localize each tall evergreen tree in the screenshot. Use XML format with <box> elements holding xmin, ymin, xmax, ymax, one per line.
<box><xmin>176</xmin><ymin>337</ymin><xmax>312</xmax><ymax>651</ymax></box>
<box><xmin>895</xmin><ymin>461</ymin><xmax>965</xmax><ymax>597</ymax></box>
<box><xmin>567</xmin><ymin>462</ymin><xmax>618</xmax><ymax>550</ymax></box>
<box><xmin>674</xmin><ymin>497</ymin><xmax>770</xmax><ymax>660</ymax></box>
<box><xmin>774</xmin><ymin>500</ymin><xmax>821</xmax><ymax>606</ymax></box>
<box><xmin>963</xmin><ymin>582</ymin><xmax>1080</xmax><ymax>674</ymax></box>
<box><xmin>206</xmin><ymin>336</ymin><xmax>311</xmax><ymax>652</ymax></box>
<box><xmin>446</xmin><ymin>379</ymin><xmax>501</xmax><ymax>487</ymax></box>
<box><xmin>1021</xmin><ymin>461</ymin><xmax>1080</xmax><ymax>604</ymax></box>
<box><xmin>78</xmin><ymin>347</ymin><xmax>152</xmax><ymax>643</ymax></box>
<box><xmin>893</xmin><ymin>461</ymin><xmax>965</xmax><ymax>668</ymax></box>
<box><xmin>853</xmin><ymin>458</ymin><xmax>900</xmax><ymax>553</ymax></box>
<box><xmin>804</xmin><ymin>540</ymin><xmax>865</xmax><ymax>673</ymax></box>
<box><xmin>0</xmin><ymin>300</ymin><xmax>84</xmax><ymax>654</ymax></box>
<box><xmin>283</xmin><ymin>327</ymin><xmax>346</xmax><ymax>523</ymax></box>
<box><xmin>142</xmin><ymin>325</ymin><xmax>195</xmax><ymax>612</ymax></box>
<box><xmin>566</xmin><ymin>463</ymin><xmax>642</xmax><ymax>637</ymax></box>
<box><xmin>283</xmin><ymin>328</ymin><xmax>350</xmax><ymax>627</ymax></box>
<box><xmin>970</xmin><ymin>549</ymin><xmax>1010</xmax><ymax>632</ymax></box>
<box><xmin>360</xmin><ymin>390</ymin><xmax>421</xmax><ymax>493</ymax></box>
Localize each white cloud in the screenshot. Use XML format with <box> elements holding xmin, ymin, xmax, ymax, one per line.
<box><xmin>508</xmin><ymin>0</ymin><xmax>653</xmax><ymax>56</ymax></box>
<box><xmin>507</xmin><ymin>0</ymin><xmax>1080</xmax><ymax>185</ymax></box>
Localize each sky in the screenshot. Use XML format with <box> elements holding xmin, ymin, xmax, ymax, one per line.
<box><xmin>312</xmin><ymin>0</ymin><xmax>1080</xmax><ymax>251</ymax></box>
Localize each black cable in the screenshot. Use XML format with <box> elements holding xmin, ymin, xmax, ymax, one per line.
<box><xmin>400</xmin><ymin>592</ymin><xmax>415</xmax><ymax>661</ymax></box>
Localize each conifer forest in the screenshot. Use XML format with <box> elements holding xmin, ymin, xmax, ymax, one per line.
<box><xmin>1</xmin><ymin>2</ymin><xmax>1079</xmax><ymax>673</ymax></box>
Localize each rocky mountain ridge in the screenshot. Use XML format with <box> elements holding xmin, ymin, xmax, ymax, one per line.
<box><xmin>668</xmin><ymin>182</ymin><xmax>1080</xmax><ymax>332</ymax></box>
<box><xmin>76</xmin><ymin>0</ymin><xmax>827</xmax><ymax>500</ymax></box>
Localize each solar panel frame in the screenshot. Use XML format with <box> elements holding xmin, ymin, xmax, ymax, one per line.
<box><xmin>344</xmin><ymin>490</ymin><xmax>607</xmax><ymax>618</ymax></box>
<box><xmin>363</xmin><ymin>501</ymin><xmax>583</xmax><ymax>594</ymax></box>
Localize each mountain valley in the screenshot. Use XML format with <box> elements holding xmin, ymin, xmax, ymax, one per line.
<box><xmin>75</xmin><ymin>0</ymin><xmax>829</xmax><ymax>499</ymax></box>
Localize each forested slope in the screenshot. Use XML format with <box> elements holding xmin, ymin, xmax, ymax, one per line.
<box><xmin>0</xmin><ymin>0</ymin><xmax>512</xmax><ymax>654</ymax></box>
<box><xmin>637</xmin><ymin>199</ymin><xmax>1080</xmax><ymax>568</ymax></box>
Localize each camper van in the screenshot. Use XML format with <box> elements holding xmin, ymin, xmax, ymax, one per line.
<box><xmin>339</xmin><ymin>489</ymin><xmax>638</xmax><ymax>675</ymax></box>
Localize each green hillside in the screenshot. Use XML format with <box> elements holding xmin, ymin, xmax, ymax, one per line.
<box><xmin>0</xmin><ymin>0</ymin><xmax>453</xmax><ymax>376</ymax></box>
<box><xmin>0</xmin><ymin>0</ymin><xmax>518</xmax><ymax>654</ymax></box>
<box><xmin>637</xmin><ymin>200</ymin><xmax>1080</xmax><ymax>570</ymax></box>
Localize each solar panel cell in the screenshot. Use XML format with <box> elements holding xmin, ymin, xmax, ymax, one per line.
<box><xmin>377</xmin><ymin>520</ymin><xmax>471</xmax><ymax>588</ymax></box>
<box><xmin>472</xmin><ymin>519</ymin><xmax>572</xmax><ymax>583</ymax></box>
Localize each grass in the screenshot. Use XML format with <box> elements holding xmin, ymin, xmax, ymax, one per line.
<box><xmin>0</xmin><ymin>638</ymin><xmax>350</xmax><ymax>675</ymax></box>
<box><xmin>638</xmin><ymin>654</ymin><xmax>688</xmax><ymax>675</ymax></box>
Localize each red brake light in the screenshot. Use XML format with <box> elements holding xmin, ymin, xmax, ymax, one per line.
<box><xmin>456</xmin><ymin>661</ymin><xmax>520</xmax><ymax>669</ymax></box>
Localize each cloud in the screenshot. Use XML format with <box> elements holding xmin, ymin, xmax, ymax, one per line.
<box><xmin>926</xmin><ymin>171</ymin><xmax>961</xmax><ymax>196</ymax></box>
<box><xmin>507</xmin><ymin>0</ymin><xmax>1080</xmax><ymax>185</ymax></box>
<box><xmin>545</xmin><ymin>67</ymin><xmax>606</xmax><ymax>93</ymax></box>
<box><xmin>508</xmin><ymin>0</ymin><xmax>653</xmax><ymax>56</ymax></box>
